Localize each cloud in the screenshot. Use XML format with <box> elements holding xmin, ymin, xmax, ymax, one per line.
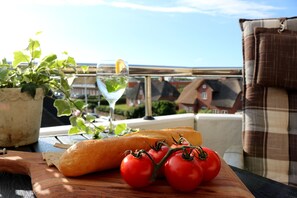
<box><xmin>178</xmin><ymin>0</ymin><xmax>281</xmax><ymax>17</ymax></box>
<box><xmin>0</xmin><ymin>0</ymin><xmax>106</xmax><ymax>6</ymax></box>
<box><xmin>111</xmin><ymin>0</ymin><xmax>282</xmax><ymax>18</ymax></box>
<box><xmin>1</xmin><ymin>0</ymin><xmax>282</xmax><ymax>17</ymax></box>
<box><xmin>110</xmin><ymin>2</ymin><xmax>197</xmax><ymax>13</ymax></box>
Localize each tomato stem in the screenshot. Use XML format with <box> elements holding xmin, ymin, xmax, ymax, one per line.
<box><xmin>150</xmin><ymin>145</ymin><xmax>198</xmax><ymax>180</ymax></box>
<box><xmin>196</xmin><ymin>146</ymin><xmax>208</xmax><ymax>160</ymax></box>
<box><xmin>150</xmin><ymin>140</ymin><xmax>169</xmax><ymax>151</ymax></box>
<box><xmin>171</xmin><ymin>134</ymin><xmax>190</xmax><ymax>145</ymax></box>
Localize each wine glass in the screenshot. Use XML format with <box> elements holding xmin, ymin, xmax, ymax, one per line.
<box><xmin>96</xmin><ymin>59</ymin><xmax>129</xmax><ymax>133</ymax></box>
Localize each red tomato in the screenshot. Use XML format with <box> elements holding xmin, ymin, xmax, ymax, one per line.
<box><xmin>148</xmin><ymin>145</ymin><xmax>169</xmax><ymax>177</ymax></box>
<box><xmin>120</xmin><ymin>152</ymin><xmax>154</xmax><ymax>188</ymax></box>
<box><xmin>170</xmin><ymin>139</ymin><xmax>192</xmax><ymax>155</ymax></box>
<box><xmin>148</xmin><ymin>145</ymin><xmax>169</xmax><ymax>163</ymax></box>
<box><xmin>198</xmin><ymin>147</ymin><xmax>221</xmax><ymax>182</ymax></box>
<box><xmin>164</xmin><ymin>152</ymin><xmax>203</xmax><ymax>192</ymax></box>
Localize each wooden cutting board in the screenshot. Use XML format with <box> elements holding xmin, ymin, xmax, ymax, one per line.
<box><xmin>0</xmin><ymin>150</ymin><xmax>254</xmax><ymax>198</ymax></box>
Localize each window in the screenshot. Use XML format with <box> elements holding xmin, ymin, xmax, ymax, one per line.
<box><xmin>202</xmin><ymin>84</ymin><xmax>207</xmax><ymax>89</ymax></box>
<box><xmin>212</xmin><ymin>109</ymin><xmax>219</xmax><ymax>114</ymax></box>
<box><xmin>201</xmin><ymin>92</ymin><xmax>207</xmax><ymax>100</ymax></box>
<box><xmin>201</xmin><ymin>106</ymin><xmax>207</xmax><ymax>110</ymax></box>
<box><xmin>221</xmin><ymin>110</ymin><xmax>228</xmax><ymax>114</ymax></box>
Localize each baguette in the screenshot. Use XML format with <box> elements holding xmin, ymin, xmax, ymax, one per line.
<box><xmin>126</xmin><ymin>127</ymin><xmax>202</xmax><ymax>146</ymax></box>
<box><xmin>58</xmin><ymin>127</ymin><xmax>202</xmax><ymax>177</ymax></box>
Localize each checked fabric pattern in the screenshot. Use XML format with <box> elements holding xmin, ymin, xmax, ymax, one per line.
<box><xmin>240</xmin><ymin>16</ymin><xmax>297</xmax><ymax>187</ymax></box>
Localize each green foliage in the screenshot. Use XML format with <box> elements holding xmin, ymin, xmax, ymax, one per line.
<box><xmin>96</xmin><ymin>105</ymin><xmax>110</xmax><ymax>113</ymax></box>
<box><xmin>198</xmin><ymin>108</ymin><xmax>213</xmax><ymax>113</ymax></box>
<box><xmin>0</xmin><ymin>35</ymin><xmax>76</xmax><ymax>98</ymax></box>
<box><xmin>114</xmin><ymin>123</ymin><xmax>127</xmax><ymax>135</ymax></box>
<box><xmin>152</xmin><ymin>100</ymin><xmax>176</xmax><ymax>116</ymax></box>
<box><xmin>177</xmin><ymin>109</ymin><xmax>187</xmax><ymax>114</ymax></box>
<box><xmin>125</xmin><ymin>105</ymin><xmax>145</xmax><ymax>119</ymax></box>
<box><xmin>123</xmin><ymin>100</ymin><xmax>177</xmax><ymax>119</ymax></box>
<box><xmin>0</xmin><ymin>34</ymin><xmax>131</xmax><ymax>139</ymax></box>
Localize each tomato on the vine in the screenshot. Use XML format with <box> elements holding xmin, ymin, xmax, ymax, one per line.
<box><xmin>164</xmin><ymin>152</ymin><xmax>203</xmax><ymax>192</ymax></box>
<box><xmin>170</xmin><ymin>138</ymin><xmax>193</xmax><ymax>156</ymax></box>
<box><xmin>148</xmin><ymin>144</ymin><xmax>169</xmax><ymax>177</ymax></box>
<box><xmin>148</xmin><ymin>144</ymin><xmax>169</xmax><ymax>163</ymax></box>
<box><xmin>120</xmin><ymin>152</ymin><xmax>154</xmax><ymax>188</ymax></box>
<box><xmin>171</xmin><ymin>137</ymin><xmax>190</xmax><ymax>148</ymax></box>
<box><xmin>197</xmin><ymin>147</ymin><xmax>221</xmax><ymax>182</ymax></box>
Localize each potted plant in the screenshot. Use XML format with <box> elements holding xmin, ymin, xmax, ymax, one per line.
<box><xmin>0</xmin><ymin>34</ymin><xmax>81</xmax><ymax>147</ymax></box>
<box><xmin>0</xmin><ymin>34</ymin><xmax>133</xmax><ymax>147</ymax></box>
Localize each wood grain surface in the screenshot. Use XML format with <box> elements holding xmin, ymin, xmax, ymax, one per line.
<box><xmin>0</xmin><ymin>150</ymin><xmax>254</xmax><ymax>198</ymax></box>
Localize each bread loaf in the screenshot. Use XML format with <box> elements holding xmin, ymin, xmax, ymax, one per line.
<box><xmin>58</xmin><ymin>136</ymin><xmax>158</xmax><ymax>177</ymax></box>
<box><xmin>58</xmin><ymin>127</ymin><xmax>202</xmax><ymax>177</ymax></box>
<box><xmin>126</xmin><ymin>126</ymin><xmax>202</xmax><ymax>146</ymax></box>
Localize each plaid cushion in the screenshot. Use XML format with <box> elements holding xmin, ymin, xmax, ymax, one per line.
<box><xmin>240</xmin><ymin>16</ymin><xmax>297</xmax><ymax>187</ymax></box>
<box><xmin>254</xmin><ymin>27</ymin><xmax>297</xmax><ymax>89</ymax></box>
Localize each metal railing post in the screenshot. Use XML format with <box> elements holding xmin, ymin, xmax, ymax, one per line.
<box><xmin>144</xmin><ymin>76</ymin><xmax>154</xmax><ymax>120</ymax></box>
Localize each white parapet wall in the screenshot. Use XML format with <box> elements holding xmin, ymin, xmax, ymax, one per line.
<box><xmin>118</xmin><ymin>113</ymin><xmax>195</xmax><ymax>130</ymax></box>
<box><xmin>40</xmin><ymin>113</ymin><xmax>195</xmax><ymax>137</ymax></box>
<box><xmin>194</xmin><ymin>113</ymin><xmax>242</xmax><ymax>156</ymax></box>
<box><xmin>40</xmin><ymin>113</ymin><xmax>242</xmax><ymax>157</ymax></box>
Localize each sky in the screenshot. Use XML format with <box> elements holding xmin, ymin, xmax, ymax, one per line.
<box><xmin>0</xmin><ymin>0</ymin><xmax>296</xmax><ymax>67</ymax></box>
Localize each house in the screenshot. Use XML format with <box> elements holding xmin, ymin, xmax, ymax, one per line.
<box><xmin>176</xmin><ymin>78</ymin><xmax>242</xmax><ymax>114</ymax></box>
<box><xmin>71</xmin><ymin>76</ymin><xmax>98</xmax><ymax>98</ymax></box>
<box><xmin>126</xmin><ymin>77</ymin><xmax>180</xmax><ymax>107</ymax></box>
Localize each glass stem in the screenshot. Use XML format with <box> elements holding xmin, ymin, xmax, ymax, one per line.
<box><xmin>109</xmin><ymin>102</ymin><xmax>116</xmax><ymax>133</ymax></box>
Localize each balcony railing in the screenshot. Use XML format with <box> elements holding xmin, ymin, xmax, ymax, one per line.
<box><xmin>72</xmin><ymin>64</ymin><xmax>242</xmax><ymax>119</ymax></box>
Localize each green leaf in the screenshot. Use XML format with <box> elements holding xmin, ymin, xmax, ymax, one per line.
<box><xmin>68</xmin><ymin>126</ymin><xmax>81</xmax><ymax>135</ymax></box>
<box><xmin>85</xmin><ymin>114</ymin><xmax>96</xmax><ymax>123</ymax></box>
<box><xmin>81</xmin><ymin>65</ymin><xmax>89</xmax><ymax>73</ymax></box>
<box><xmin>21</xmin><ymin>83</ymin><xmax>39</xmax><ymax>98</ymax></box>
<box><xmin>84</xmin><ymin>127</ymin><xmax>93</xmax><ymax>135</ymax></box>
<box><xmin>95</xmin><ymin>125</ymin><xmax>106</xmax><ymax>132</ymax></box>
<box><xmin>0</xmin><ymin>67</ymin><xmax>9</xmax><ymax>80</ymax></box>
<box><xmin>74</xmin><ymin>99</ymin><xmax>85</xmax><ymax>110</ymax></box>
<box><xmin>32</xmin><ymin>50</ymin><xmax>41</xmax><ymax>59</ymax></box>
<box><xmin>12</xmin><ymin>51</ymin><xmax>30</xmax><ymax>66</ymax></box>
<box><xmin>69</xmin><ymin>116</ymin><xmax>78</xmax><ymax>126</ymax></box>
<box><xmin>39</xmin><ymin>54</ymin><xmax>57</xmax><ymax>66</ymax></box>
<box><xmin>54</xmin><ymin>99</ymin><xmax>72</xmax><ymax>116</ymax></box>
<box><xmin>66</xmin><ymin>56</ymin><xmax>76</xmax><ymax>66</ymax></box>
<box><xmin>76</xmin><ymin>117</ymin><xmax>87</xmax><ymax>131</ymax></box>
<box><xmin>114</xmin><ymin>123</ymin><xmax>127</xmax><ymax>135</ymax></box>
<box><xmin>1</xmin><ymin>58</ymin><xmax>8</xmax><ymax>64</ymax></box>
<box><xmin>105</xmin><ymin>76</ymin><xmax>128</xmax><ymax>93</ymax></box>
<box><xmin>28</xmin><ymin>39</ymin><xmax>40</xmax><ymax>51</ymax></box>
<box><xmin>60</xmin><ymin>77</ymin><xmax>71</xmax><ymax>92</ymax></box>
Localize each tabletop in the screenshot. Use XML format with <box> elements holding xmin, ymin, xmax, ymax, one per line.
<box><xmin>0</xmin><ymin>134</ymin><xmax>86</xmax><ymax>198</ymax></box>
<box><xmin>0</xmin><ymin>134</ymin><xmax>295</xmax><ymax>198</ymax></box>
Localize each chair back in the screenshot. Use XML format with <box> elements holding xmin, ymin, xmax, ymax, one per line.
<box><xmin>240</xmin><ymin>16</ymin><xmax>297</xmax><ymax>187</ymax></box>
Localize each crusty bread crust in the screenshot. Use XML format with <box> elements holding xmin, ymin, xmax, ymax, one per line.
<box><xmin>126</xmin><ymin>127</ymin><xmax>202</xmax><ymax>146</ymax></box>
<box><xmin>58</xmin><ymin>127</ymin><xmax>202</xmax><ymax>177</ymax></box>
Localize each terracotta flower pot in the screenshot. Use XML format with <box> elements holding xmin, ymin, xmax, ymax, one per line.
<box><xmin>0</xmin><ymin>88</ymin><xmax>44</xmax><ymax>147</ymax></box>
